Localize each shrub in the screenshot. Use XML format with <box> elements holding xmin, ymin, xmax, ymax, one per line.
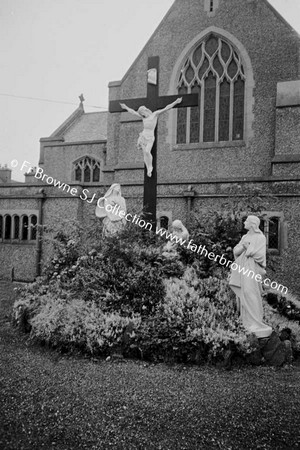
<box><xmin>263</xmin><ymin>300</ymin><xmax>300</xmax><ymax>354</ymax></box>
<box><xmin>28</xmin><ymin>296</ymin><xmax>141</xmax><ymax>355</ymax></box>
<box><xmin>264</xmin><ymin>290</ymin><xmax>300</xmax><ymax>322</ymax></box>
<box><xmin>13</xmin><ymin>202</ymin><xmax>297</xmax><ymax>365</ymax></box>
<box><xmin>136</xmin><ymin>270</ymin><xmax>253</xmax><ymax>362</ymax></box>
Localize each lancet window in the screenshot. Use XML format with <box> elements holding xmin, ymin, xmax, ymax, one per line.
<box><xmin>259</xmin><ymin>217</ymin><xmax>280</xmax><ymax>251</ymax></box>
<box><xmin>176</xmin><ymin>34</ymin><xmax>245</xmax><ymax>144</ymax></box>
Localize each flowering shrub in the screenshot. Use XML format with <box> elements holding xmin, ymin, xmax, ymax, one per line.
<box><xmin>13</xmin><ymin>280</ymin><xmax>55</xmax><ymax>332</ymax></box>
<box><xmin>136</xmin><ymin>271</ymin><xmax>253</xmax><ymax>362</ymax></box>
<box><xmin>264</xmin><ymin>290</ymin><xmax>300</xmax><ymax>322</ymax></box>
<box><xmin>12</xmin><ymin>209</ymin><xmax>300</xmax><ymax>364</ymax></box>
<box><xmin>263</xmin><ymin>300</ymin><xmax>300</xmax><ymax>354</ymax></box>
<box><xmin>27</xmin><ymin>296</ymin><xmax>141</xmax><ymax>355</ymax></box>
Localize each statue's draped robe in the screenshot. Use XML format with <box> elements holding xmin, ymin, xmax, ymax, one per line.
<box><xmin>96</xmin><ymin>194</ymin><xmax>127</xmax><ymax>237</ymax></box>
<box><xmin>162</xmin><ymin>221</ymin><xmax>189</xmax><ymax>255</ymax></box>
<box><xmin>229</xmin><ymin>232</ymin><xmax>272</xmax><ymax>338</ymax></box>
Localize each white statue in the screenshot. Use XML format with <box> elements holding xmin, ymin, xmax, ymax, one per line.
<box><xmin>95</xmin><ymin>183</ymin><xmax>127</xmax><ymax>237</ymax></box>
<box><xmin>120</xmin><ymin>97</ymin><xmax>182</xmax><ymax>177</ymax></box>
<box><xmin>229</xmin><ymin>215</ymin><xmax>272</xmax><ymax>338</ymax></box>
<box><xmin>163</xmin><ymin>219</ymin><xmax>189</xmax><ymax>256</ymax></box>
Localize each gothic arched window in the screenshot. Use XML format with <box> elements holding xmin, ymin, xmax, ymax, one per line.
<box><xmin>176</xmin><ymin>34</ymin><xmax>245</xmax><ymax>144</ymax></box>
<box><xmin>74</xmin><ymin>157</ymin><xmax>101</xmax><ymax>183</ymax></box>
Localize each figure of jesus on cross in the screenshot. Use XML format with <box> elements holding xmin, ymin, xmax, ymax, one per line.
<box><xmin>120</xmin><ymin>97</ymin><xmax>182</xmax><ymax>177</ymax></box>
<box><xmin>109</xmin><ymin>56</ymin><xmax>199</xmax><ymax>224</ymax></box>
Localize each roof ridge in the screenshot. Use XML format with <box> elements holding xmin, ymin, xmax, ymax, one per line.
<box><xmin>83</xmin><ymin>111</ymin><xmax>108</xmax><ymax>115</ymax></box>
<box><xmin>264</xmin><ymin>0</ymin><xmax>300</xmax><ymax>37</ymax></box>
<box><xmin>50</xmin><ymin>104</ymin><xmax>85</xmax><ymax>138</ymax></box>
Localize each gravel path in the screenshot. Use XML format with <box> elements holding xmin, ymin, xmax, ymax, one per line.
<box><xmin>0</xmin><ymin>280</ymin><xmax>300</xmax><ymax>450</ymax></box>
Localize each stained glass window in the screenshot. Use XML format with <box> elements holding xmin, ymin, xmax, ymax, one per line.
<box><xmin>190</xmin><ymin>85</ymin><xmax>201</xmax><ymax>143</ymax></box>
<box><xmin>176</xmin><ymin>33</ymin><xmax>245</xmax><ymax>144</ymax></box>
<box><xmin>233</xmin><ymin>77</ymin><xmax>245</xmax><ymax>140</ymax></box>
<box><xmin>203</xmin><ymin>73</ymin><xmax>216</xmax><ymax>142</ymax></box>
<box><xmin>93</xmin><ymin>166</ymin><xmax>100</xmax><ymax>182</ymax></box>
<box><xmin>219</xmin><ymin>80</ymin><xmax>230</xmax><ymax>141</ymax></box>
<box><xmin>74</xmin><ymin>157</ymin><xmax>101</xmax><ymax>183</ymax></box>
<box><xmin>84</xmin><ymin>166</ymin><xmax>91</xmax><ymax>182</ymax></box>
<box><xmin>176</xmin><ymin>85</ymin><xmax>188</xmax><ymax>144</ymax></box>
<box><xmin>75</xmin><ymin>166</ymin><xmax>82</xmax><ymax>182</ymax></box>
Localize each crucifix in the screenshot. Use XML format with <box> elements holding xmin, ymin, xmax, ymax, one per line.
<box><xmin>109</xmin><ymin>56</ymin><xmax>199</xmax><ymax>225</ymax></box>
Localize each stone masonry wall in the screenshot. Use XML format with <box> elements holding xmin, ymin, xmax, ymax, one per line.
<box><xmin>107</xmin><ymin>0</ymin><xmax>300</xmax><ymax>184</ymax></box>
<box><xmin>42</xmin><ymin>142</ymin><xmax>106</xmax><ymax>184</ymax></box>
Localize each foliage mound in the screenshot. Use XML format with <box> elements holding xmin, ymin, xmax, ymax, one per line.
<box><xmin>12</xmin><ymin>208</ymin><xmax>300</xmax><ymax>364</ymax></box>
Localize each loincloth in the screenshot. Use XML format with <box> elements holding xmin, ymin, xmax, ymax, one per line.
<box><xmin>137</xmin><ymin>133</ymin><xmax>155</xmax><ymax>149</ymax></box>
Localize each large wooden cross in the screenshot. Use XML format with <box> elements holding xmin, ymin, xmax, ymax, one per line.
<box><xmin>109</xmin><ymin>56</ymin><xmax>199</xmax><ymax>225</ymax></box>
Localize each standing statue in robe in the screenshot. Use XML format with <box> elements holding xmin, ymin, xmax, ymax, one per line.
<box><xmin>162</xmin><ymin>219</ymin><xmax>189</xmax><ymax>257</ymax></box>
<box><xmin>229</xmin><ymin>215</ymin><xmax>272</xmax><ymax>338</ymax></box>
<box><xmin>120</xmin><ymin>97</ymin><xmax>182</xmax><ymax>177</ymax></box>
<box><xmin>95</xmin><ymin>183</ymin><xmax>127</xmax><ymax>237</ymax></box>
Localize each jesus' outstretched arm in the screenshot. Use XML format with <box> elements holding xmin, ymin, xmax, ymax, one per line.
<box><xmin>119</xmin><ymin>103</ymin><xmax>142</xmax><ymax>118</ymax></box>
<box><xmin>153</xmin><ymin>97</ymin><xmax>182</xmax><ymax>117</ymax></box>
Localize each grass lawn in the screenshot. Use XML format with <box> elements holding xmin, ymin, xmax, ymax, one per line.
<box><xmin>0</xmin><ymin>281</ymin><xmax>300</xmax><ymax>450</ymax></box>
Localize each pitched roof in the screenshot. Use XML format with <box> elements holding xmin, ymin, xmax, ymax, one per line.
<box><xmin>50</xmin><ymin>103</ymin><xmax>85</xmax><ymax>139</ymax></box>
<box><xmin>109</xmin><ymin>0</ymin><xmax>300</xmax><ymax>87</ymax></box>
<box><xmin>50</xmin><ymin>102</ymin><xmax>107</xmax><ymax>142</ymax></box>
<box><xmin>264</xmin><ymin>0</ymin><xmax>300</xmax><ymax>36</ymax></box>
<box><xmin>63</xmin><ymin>111</ymin><xmax>107</xmax><ymax>142</ymax></box>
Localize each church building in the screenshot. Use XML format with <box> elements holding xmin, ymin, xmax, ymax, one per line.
<box><xmin>1</xmin><ymin>0</ymin><xmax>300</xmax><ymax>293</ymax></box>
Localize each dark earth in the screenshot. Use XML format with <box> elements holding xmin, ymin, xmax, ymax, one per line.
<box><xmin>0</xmin><ymin>280</ymin><xmax>300</xmax><ymax>450</ymax></box>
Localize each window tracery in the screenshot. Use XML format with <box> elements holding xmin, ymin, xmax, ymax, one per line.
<box><xmin>176</xmin><ymin>34</ymin><xmax>245</xmax><ymax>144</ymax></box>
<box><xmin>74</xmin><ymin>157</ymin><xmax>101</xmax><ymax>183</ymax></box>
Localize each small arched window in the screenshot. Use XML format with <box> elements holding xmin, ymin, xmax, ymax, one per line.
<box><xmin>4</xmin><ymin>215</ymin><xmax>11</xmax><ymax>239</ymax></box>
<box><xmin>29</xmin><ymin>215</ymin><xmax>38</xmax><ymax>240</ymax></box>
<box><xmin>176</xmin><ymin>33</ymin><xmax>245</xmax><ymax>144</ymax></box>
<box><xmin>0</xmin><ymin>212</ymin><xmax>39</xmax><ymax>243</ymax></box>
<box><xmin>74</xmin><ymin>157</ymin><xmax>101</xmax><ymax>183</ymax></box>
<box><xmin>21</xmin><ymin>215</ymin><xmax>29</xmax><ymax>241</ymax></box>
<box><xmin>160</xmin><ymin>216</ymin><xmax>170</xmax><ymax>230</ymax></box>
<box><xmin>13</xmin><ymin>215</ymin><xmax>20</xmax><ymax>239</ymax></box>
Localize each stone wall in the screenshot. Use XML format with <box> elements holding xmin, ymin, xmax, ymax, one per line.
<box><xmin>42</xmin><ymin>141</ymin><xmax>106</xmax><ymax>183</ymax></box>
<box><xmin>106</xmin><ymin>0</ymin><xmax>300</xmax><ymax>185</ymax></box>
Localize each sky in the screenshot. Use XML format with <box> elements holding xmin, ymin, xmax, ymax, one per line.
<box><xmin>0</xmin><ymin>0</ymin><xmax>300</xmax><ymax>182</ymax></box>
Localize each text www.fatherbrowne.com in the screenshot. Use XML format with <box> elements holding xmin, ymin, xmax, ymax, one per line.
<box><xmin>15</xmin><ymin>160</ymin><xmax>288</xmax><ymax>295</ymax></box>
<box><xmin>156</xmin><ymin>227</ymin><xmax>288</xmax><ymax>294</ymax></box>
